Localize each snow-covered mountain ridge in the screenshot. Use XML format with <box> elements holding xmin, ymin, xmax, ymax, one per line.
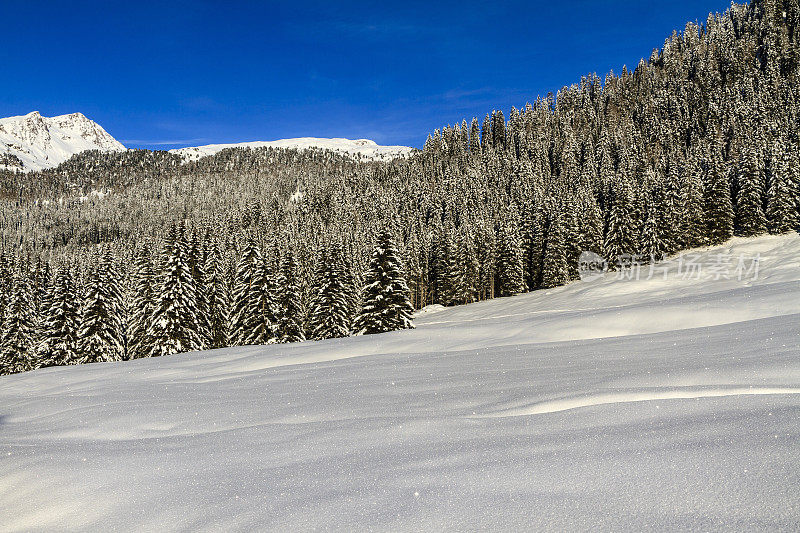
<box><xmin>2</xmin><ymin>233</ymin><xmax>799</xmax><ymax>530</ymax></box>
<box><xmin>0</xmin><ymin>112</ymin><xmax>125</xmax><ymax>172</ymax></box>
<box><xmin>169</xmin><ymin>137</ymin><xmax>415</xmax><ymax>162</ymax></box>
<box><xmin>0</xmin><ymin>111</ymin><xmax>415</xmax><ymax>170</ymax></box>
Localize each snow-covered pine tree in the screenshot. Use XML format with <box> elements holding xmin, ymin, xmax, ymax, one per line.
<box><xmin>247</xmin><ymin>250</ymin><xmax>279</xmax><ymax>344</ymax></box>
<box><xmin>451</xmin><ymin>230</ymin><xmax>478</xmax><ymax>305</ymax></box>
<box><xmin>703</xmin><ymin>137</ymin><xmax>735</xmax><ymax>244</ymax></box>
<box><xmin>522</xmin><ymin>202</ymin><xmax>545</xmax><ymax>290</ymax></box>
<box><xmin>492</xmin><ymin>109</ymin><xmax>507</xmax><ymax>150</ymax></box>
<box><xmin>662</xmin><ymin>159</ymin><xmax>686</xmax><ymax>253</ymax></box>
<box><xmin>340</xmin><ymin>242</ymin><xmax>360</xmax><ymax>320</ymax></box>
<box><xmin>0</xmin><ymin>270</ymin><xmax>36</xmax><ymax>375</ymax></box>
<box><xmin>0</xmin><ymin>253</ymin><xmax>12</xmax><ymax>333</ymax></box>
<box><xmin>735</xmin><ymin>141</ymin><xmax>768</xmax><ymax>236</ymax></box>
<box><xmin>441</xmin><ymin>234</ymin><xmax>461</xmax><ymax>306</ymax></box>
<box><xmin>187</xmin><ymin>229</ymin><xmax>211</xmax><ymax>347</ymax></box>
<box><xmin>403</xmin><ymin>237</ymin><xmax>425</xmax><ymax>309</ymax></box>
<box><xmin>429</xmin><ymin>230</ymin><xmax>455</xmax><ymax>306</ymax></box>
<box><xmin>309</xmin><ymin>243</ymin><xmax>352</xmax><ymax>340</ymax></box>
<box><xmin>577</xmin><ymin>185</ymin><xmax>604</xmax><ymax>256</ymax></box>
<box><xmin>203</xmin><ymin>239</ymin><xmax>231</xmax><ymax>348</ymax></box>
<box><xmin>640</xmin><ymin>193</ymin><xmax>666</xmax><ymax>261</ymax></box>
<box><xmin>354</xmin><ymin>230</ymin><xmax>415</xmax><ymax>335</ymax></box>
<box><xmin>481</xmin><ymin>113</ymin><xmax>493</xmax><ymax>151</ymax></box>
<box><xmin>128</xmin><ymin>244</ymin><xmax>156</xmax><ymax>359</ymax></box>
<box><xmin>276</xmin><ymin>251</ymin><xmax>305</xmax><ymax>343</ymax></box>
<box><xmin>603</xmin><ymin>177</ymin><xmax>636</xmax><ymax>263</ymax></box>
<box><xmin>766</xmin><ymin>137</ymin><xmax>799</xmax><ymax>233</ymax></box>
<box><xmin>496</xmin><ymin>215</ymin><xmax>525</xmax><ymax>297</ymax></box>
<box><xmin>476</xmin><ymin>224</ymin><xmax>497</xmax><ymax>300</ymax></box>
<box><xmin>469</xmin><ymin>117</ymin><xmax>482</xmax><ymax>155</ymax></box>
<box><xmin>230</xmin><ymin>239</ymin><xmax>260</xmax><ymax>346</ymax></box>
<box><xmin>146</xmin><ymin>225</ymin><xmax>202</xmax><ymax>357</ymax></box>
<box><xmin>540</xmin><ymin>207</ymin><xmax>570</xmax><ymax>289</ymax></box>
<box><xmin>32</xmin><ymin>258</ymin><xmax>52</xmax><ymax>326</ymax></box>
<box><xmin>562</xmin><ymin>196</ymin><xmax>583</xmax><ymax>280</ymax></box>
<box><xmin>37</xmin><ymin>266</ymin><xmax>80</xmax><ymax>367</ymax></box>
<box><xmin>103</xmin><ymin>248</ymin><xmax>127</xmax><ymax>358</ymax></box>
<box><xmin>682</xmin><ymin>161</ymin><xmax>706</xmax><ymax>249</ymax></box>
<box><xmin>77</xmin><ymin>251</ymin><xmax>124</xmax><ymax>363</ymax></box>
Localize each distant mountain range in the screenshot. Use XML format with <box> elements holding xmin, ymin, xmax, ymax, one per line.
<box><xmin>0</xmin><ymin>111</ymin><xmax>415</xmax><ymax>171</ymax></box>
<box><xmin>0</xmin><ymin>111</ymin><xmax>125</xmax><ymax>171</ymax></box>
<box><xmin>169</xmin><ymin>138</ymin><xmax>414</xmax><ymax>162</ymax></box>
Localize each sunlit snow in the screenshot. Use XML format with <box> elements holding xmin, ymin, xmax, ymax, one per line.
<box><xmin>170</xmin><ymin>137</ymin><xmax>414</xmax><ymax>163</ymax></box>
<box><xmin>0</xmin><ymin>112</ymin><xmax>125</xmax><ymax>172</ymax></box>
<box><xmin>1</xmin><ymin>234</ymin><xmax>799</xmax><ymax>530</ymax></box>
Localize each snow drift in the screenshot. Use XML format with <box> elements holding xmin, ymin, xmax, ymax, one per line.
<box><xmin>1</xmin><ymin>234</ymin><xmax>799</xmax><ymax>531</ymax></box>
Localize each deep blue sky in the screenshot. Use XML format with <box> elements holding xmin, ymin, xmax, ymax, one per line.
<box><xmin>2</xmin><ymin>0</ymin><xmax>735</xmax><ymax>150</ymax></box>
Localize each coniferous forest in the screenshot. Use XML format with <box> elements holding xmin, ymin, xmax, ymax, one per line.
<box><xmin>1</xmin><ymin>0</ymin><xmax>799</xmax><ymax>375</ymax></box>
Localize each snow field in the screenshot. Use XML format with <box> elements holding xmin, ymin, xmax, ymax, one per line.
<box><xmin>1</xmin><ymin>234</ymin><xmax>799</xmax><ymax>531</ymax></box>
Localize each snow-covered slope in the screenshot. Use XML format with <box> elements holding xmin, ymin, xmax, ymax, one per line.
<box><xmin>170</xmin><ymin>137</ymin><xmax>414</xmax><ymax>162</ymax></box>
<box><xmin>0</xmin><ymin>112</ymin><xmax>412</xmax><ymax>169</ymax></box>
<box><xmin>0</xmin><ymin>111</ymin><xmax>126</xmax><ymax>172</ymax></box>
<box><xmin>1</xmin><ymin>234</ymin><xmax>800</xmax><ymax>531</ymax></box>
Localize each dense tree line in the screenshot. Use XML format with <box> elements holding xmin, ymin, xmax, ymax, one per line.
<box><xmin>0</xmin><ymin>226</ymin><xmax>414</xmax><ymax>373</ymax></box>
<box><xmin>1</xmin><ymin>0</ymin><xmax>799</xmax><ymax>375</ymax></box>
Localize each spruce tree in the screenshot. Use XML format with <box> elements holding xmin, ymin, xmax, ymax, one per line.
<box><xmin>0</xmin><ymin>271</ymin><xmax>36</xmax><ymax>375</ymax></box>
<box><xmin>0</xmin><ymin>254</ymin><xmax>12</xmax><ymax>333</ymax></box>
<box><xmin>276</xmin><ymin>251</ymin><xmax>305</xmax><ymax>343</ymax></box>
<box><xmin>128</xmin><ymin>245</ymin><xmax>156</xmax><ymax>359</ymax></box>
<box><xmin>735</xmin><ymin>143</ymin><xmax>768</xmax><ymax>236</ymax></box>
<box><xmin>640</xmin><ymin>195</ymin><xmax>666</xmax><ymax>261</ymax></box>
<box><xmin>451</xmin><ymin>231</ymin><xmax>478</xmax><ymax>305</ymax></box>
<box><xmin>354</xmin><ymin>230</ymin><xmax>415</xmax><ymax>335</ymax></box>
<box><xmin>522</xmin><ymin>203</ymin><xmax>545</xmax><ymax>290</ymax></box>
<box><xmin>682</xmin><ymin>166</ymin><xmax>706</xmax><ymax>248</ymax></box>
<box><xmin>146</xmin><ymin>225</ymin><xmax>202</xmax><ymax>357</ymax></box>
<box><xmin>38</xmin><ymin>266</ymin><xmax>80</xmax><ymax>367</ymax></box>
<box><xmin>540</xmin><ymin>210</ymin><xmax>570</xmax><ymax>289</ymax></box>
<box><xmin>496</xmin><ymin>218</ymin><xmax>525</xmax><ymax>297</ymax></box>
<box><xmin>187</xmin><ymin>229</ymin><xmax>211</xmax><ymax>346</ymax></box>
<box><xmin>430</xmin><ymin>230</ymin><xmax>455</xmax><ymax>306</ymax></box>
<box><xmin>662</xmin><ymin>160</ymin><xmax>686</xmax><ymax>253</ymax></box>
<box><xmin>32</xmin><ymin>258</ymin><xmax>52</xmax><ymax>326</ymax></box>
<box><xmin>481</xmin><ymin>113</ymin><xmax>493</xmax><ymax>151</ymax></box>
<box><xmin>469</xmin><ymin>117</ymin><xmax>482</xmax><ymax>155</ymax></box>
<box><xmin>247</xmin><ymin>250</ymin><xmax>279</xmax><ymax>344</ymax></box>
<box><xmin>766</xmin><ymin>138</ymin><xmax>799</xmax><ymax>233</ymax></box>
<box><xmin>309</xmin><ymin>244</ymin><xmax>353</xmax><ymax>340</ymax></box>
<box><xmin>230</xmin><ymin>239</ymin><xmax>261</xmax><ymax>345</ymax></box>
<box><xmin>703</xmin><ymin>139</ymin><xmax>735</xmax><ymax>244</ymax></box>
<box><xmin>604</xmin><ymin>177</ymin><xmax>636</xmax><ymax>262</ymax></box>
<box><xmin>77</xmin><ymin>251</ymin><xmax>124</xmax><ymax>363</ymax></box>
<box><xmin>577</xmin><ymin>186</ymin><xmax>604</xmax><ymax>256</ymax></box>
<box><xmin>204</xmin><ymin>240</ymin><xmax>231</xmax><ymax>348</ymax></box>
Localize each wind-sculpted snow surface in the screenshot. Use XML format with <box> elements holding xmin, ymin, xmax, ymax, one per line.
<box><xmin>1</xmin><ymin>235</ymin><xmax>799</xmax><ymax>531</ymax></box>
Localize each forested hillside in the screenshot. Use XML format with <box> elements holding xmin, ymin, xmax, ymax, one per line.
<box><xmin>1</xmin><ymin>0</ymin><xmax>798</xmax><ymax>375</ymax></box>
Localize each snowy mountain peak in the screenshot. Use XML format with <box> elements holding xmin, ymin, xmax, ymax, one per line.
<box><xmin>170</xmin><ymin>137</ymin><xmax>414</xmax><ymax>163</ymax></box>
<box><xmin>0</xmin><ymin>111</ymin><xmax>126</xmax><ymax>172</ymax></box>
<box><xmin>0</xmin><ymin>112</ymin><xmax>413</xmax><ymax>170</ymax></box>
